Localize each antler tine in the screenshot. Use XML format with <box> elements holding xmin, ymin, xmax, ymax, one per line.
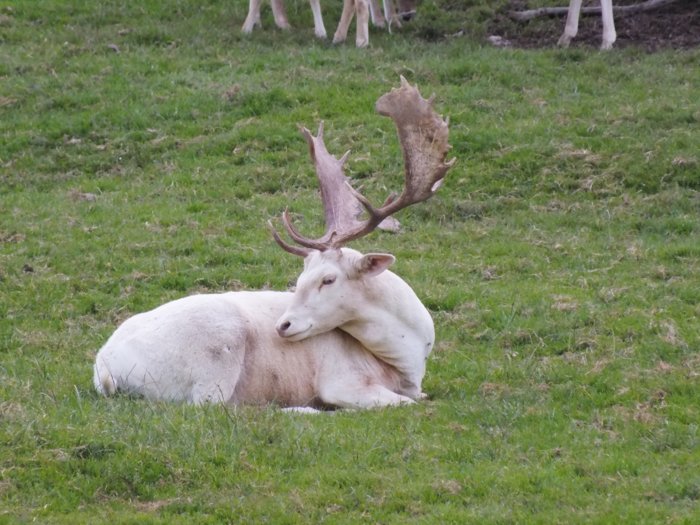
<box><xmin>281</xmin><ymin>209</ymin><xmax>329</xmax><ymax>251</ymax></box>
<box><xmin>268</xmin><ymin>218</ymin><xmax>311</xmax><ymax>257</ymax></box>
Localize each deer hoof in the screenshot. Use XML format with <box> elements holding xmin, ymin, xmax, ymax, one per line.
<box><xmin>355</xmin><ymin>37</ymin><xmax>369</xmax><ymax>48</ymax></box>
<box><xmin>557</xmin><ymin>34</ymin><xmax>572</xmax><ymax>48</ymax></box>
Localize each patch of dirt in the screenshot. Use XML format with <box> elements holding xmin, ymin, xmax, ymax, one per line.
<box><xmin>490</xmin><ymin>0</ymin><xmax>700</xmax><ymax>51</ymax></box>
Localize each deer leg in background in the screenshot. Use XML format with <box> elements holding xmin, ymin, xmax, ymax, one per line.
<box><xmin>270</xmin><ymin>0</ymin><xmax>291</xmax><ymax>29</ymax></box>
<box><xmin>369</xmin><ymin>0</ymin><xmax>387</xmax><ymax>28</ymax></box>
<box><xmin>557</xmin><ymin>0</ymin><xmax>583</xmax><ymax>47</ymax></box>
<box><xmin>333</xmin><ymin>0</ymin><xmax>356</xmax><ymax>44</ymax></box>
<box><xmin>558</xmin><ymin>0</ymin><xmax>616</xmax><ymax>50</ymax></box>
<box><xmin>384</xmin><ymin>0</ymin><xmax>402</xmax><ymax>30</ymax></box>
<box><xmin>354</xmin><ymin>0</ymin><xmax>370</xmax><ymax>47</ymax></box>
<box><xmin>309</xmin><ymin>0</ymin><xmax>327</xmax><ymax>38</ymax></box>
<box><xmin>242</xmin><ymin>0</ymin><xmax>264</xmax><ymax>33</ymax></box>
<box><xmin>600</xmin><ymin>0</ymin><xmax>617</xmax><ymax>50</ymax></box>
<box><xmin>333</xmin><ymin>0</ymin><xmax>371</xmax><ymax>48</ymax></box>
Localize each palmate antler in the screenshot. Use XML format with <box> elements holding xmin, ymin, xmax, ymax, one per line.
<box><xmin>272</xmin><ymin>76</ymin><xmax>455</xmax><ymax>256</ymax></box>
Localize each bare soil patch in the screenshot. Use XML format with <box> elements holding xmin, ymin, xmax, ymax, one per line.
<box><xmin>491</xmin><ymin>0</ymin><xmax>700</xmax><ymax>50</ymax></box>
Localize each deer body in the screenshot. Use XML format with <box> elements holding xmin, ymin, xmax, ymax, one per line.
<box><xmin>94</xmin><ymin>248</ymin><xmax>433</xmax><ymax>408</ymax></box>
<box><xmin>94</xmin><ymin>78</ymin><xmax>453</xmax><ymax>411</ymax></box>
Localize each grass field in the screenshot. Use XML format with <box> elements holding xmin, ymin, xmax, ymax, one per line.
<box><xmin>1</xmin><ymin>1</ymin><xmax>699</xmax><ymax>523</ymax></box>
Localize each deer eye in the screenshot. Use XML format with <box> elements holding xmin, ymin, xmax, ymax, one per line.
<box><xmin>321</xmin><ymin>275</ymin><xmax>336</xmax><ymax>286</ymax></box>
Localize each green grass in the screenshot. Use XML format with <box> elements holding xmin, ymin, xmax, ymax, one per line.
<box><xmin>1</xmin><ymin>1</ymin><xmax>699</xmax><ymax>523</ymax></box>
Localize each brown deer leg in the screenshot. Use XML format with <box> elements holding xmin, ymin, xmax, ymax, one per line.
<box><xmin>333</xmin><ymin>0</ymin><xmax>356</xmax><ymax>44</ymax></box>
<box><xmin>369</xmin><ymin>0</ymin><xmax>386</xmax><ymax>28</ymax></box>
<box><xmin>271</xmin><ymin>0</ymin><xmax>291</xmax><ymax>29</ymax></box>
<box><xmin>242</xmin><ymin>0</ymin><xmax>264</xmax><ymax>33</ymax></box>
<box><xmin>355</xmin><ymin>0</ymin><xmax>370</xmax><ymax>47</ymax></box>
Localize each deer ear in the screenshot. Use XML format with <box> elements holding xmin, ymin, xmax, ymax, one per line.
<box><xmin>355</xmin><ymin>253</ymin><xmax>396</xmax><ymax>277</ymax></box>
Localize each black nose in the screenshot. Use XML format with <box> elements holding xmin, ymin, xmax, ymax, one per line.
<box><xmin>277</xmin><ymin>321</ymin><xmax>291</xmax><ymax>337</ymax></box>
<box><xmin>402</xmin><ymin>12</ymin><xmax>414</xmax><ymax>21</ymax></box>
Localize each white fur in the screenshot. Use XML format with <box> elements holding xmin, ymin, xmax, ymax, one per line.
<box><xmin>558</xmin><ymin>0</ymin><xmax>616</xmax><ymax>50</ymax></box>
<box><xmin>93</xmin><ymin>248</ymin><xmax>434</xmax><ymax>410</ymax></box>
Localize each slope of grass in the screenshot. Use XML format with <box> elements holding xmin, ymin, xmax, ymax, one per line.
<box><xmin>1</xmin><ymin>1</ymin><xmax>699</xmax><ymax>523</ymax></box>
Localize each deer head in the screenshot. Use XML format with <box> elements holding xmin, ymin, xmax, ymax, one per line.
<box><xmin>272</xmin><ymin>77</ymin><xmax>455</xmax><ymax>341</ymax></box>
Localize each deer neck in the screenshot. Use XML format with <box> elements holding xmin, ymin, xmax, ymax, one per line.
<box><xmin>340</xmin><ymin>270</ymin><xmax>434</xmax><ymax>395</ymax></box>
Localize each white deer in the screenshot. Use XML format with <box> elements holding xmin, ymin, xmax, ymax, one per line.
<box><xmin>241</xmin><ymin>0</ymin><xmax>417</xmax><ymax>47</ymax></box>
<box><xmin>558</xmin><ymin>0</ymin><xmax>616</xmax><ymax>50</ymax></box>
<box><xmin>93</xmin><ymin>78</ymin><xmax>455</xmax><ymax>410</ymax></box>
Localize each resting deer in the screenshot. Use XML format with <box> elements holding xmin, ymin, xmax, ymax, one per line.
<box><xmin>241</xmin><ymin>0</ymin><xmax>417</xmax><ymax>47</ymax></box>
<box><xmin>93</xmin><ymin>78</ymin><xmax>455</xmax><ymax>409</ymax></box>
<box><xmin>558</xmin><ymin>0</ymin><xmax>616</xmax><ymax>50</ymax></box>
